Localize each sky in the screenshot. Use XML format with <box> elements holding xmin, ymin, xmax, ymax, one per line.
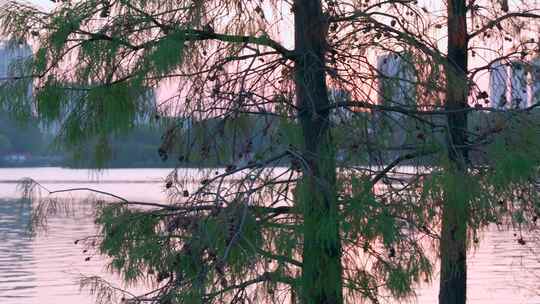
<box><xmin>26</xmin><ymin>0</ymin><xmax>53</xmax><ymax>9</ymax></box>
<box><xmin>12</xmin><ymin>0</ymin><xmax>540</xmax><ymax>106</ymax></box>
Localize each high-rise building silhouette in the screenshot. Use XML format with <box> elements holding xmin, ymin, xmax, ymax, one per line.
<box><xmin>374</xmin><ymin>52</ymin><xmax>417</xmax><ymax>157</ymax></box>
<box><xmin>509</xmin><ymin>60</ymin><xmax>529</xmax><ymax>109</ymax></box>
<box><xmin>489</xmin><ymin>60</ymin><xmax>508</xmax><ymax>109</ymax></box>
<box><xmin>490</xmin><ymin>59</ymin><xmax>534</xmax><ymax>110</ymax></box>
<box><xmin>530</xmin><ymin>57</ymin><xmax>540</xmax><ymax>106</ymax></box>
<box><xmin>0</xmin><ymin>40</ymin><xmax>32</xmax><ymax>82</ymax></box>
<box><xmin>328</xmin><ymin>88</ymin><xmax>352</xmax><ymax>124</ymax></box>
<box><xmin>377</xmin><ymin>52</ymin><xmax>416</xmax><ymax>118</ymax></box>
<box><xmin>377</xmin><ymin>52</ymin><xmax>417</xmax><ymax>127</ymax></box>
<box><xmin>0</xmin><ymin>40</ymin><xmax>33</xmax><ymax>116</ymax></box>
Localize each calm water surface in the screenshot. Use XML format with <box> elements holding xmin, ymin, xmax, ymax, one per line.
<box><xmin>1</xmin><ymin>167</ymin><xmax>539</xmax><ymax>303</ymax></box>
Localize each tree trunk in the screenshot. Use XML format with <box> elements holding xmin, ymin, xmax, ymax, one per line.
<box><xmin>294</xmin><ymin>1</ymin><xmax>343</xmax><ymax>304</ymax></box>
<box><xmin>440</xmin><ymin>1</ymin><xmax>469</xmax><ymax>304</ymax></box>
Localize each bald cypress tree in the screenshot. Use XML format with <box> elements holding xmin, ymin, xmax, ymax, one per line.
<box><xmin>3</xmin><ymin>1</ymin><xmax>540</xmax><ymax>304</ymax></box>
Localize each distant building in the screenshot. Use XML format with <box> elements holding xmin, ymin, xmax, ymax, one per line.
<box><xmin>530</xmin><ymin>57</ymin><xmax>540</xmax><ymax>106</ymax></box>
<box><xmin>489</xmin><ymin>60</ymin><xmax>508</xmax><ymax>109</ymax></box>
<box><xmin>373</xmin><ymin>52</ymin><xmax>417</xmax><ymax>161</ymax></box>
<box><xmin>490</xmin><ymin>60</ymin><xmax>532</xmax><ymax>110</ymax></box>
<box><xmin>2</xmin><ymin>153</ymin><xmax>29</xmax><ymax>163</ymax></box>
<box><xmin>509</xmin><ymin>60</ymin><xmax>529</xmax><ymax>109</ymax></box>
<box><xmin>134</xmin><ymin>88</ymin><xmax>158</xmax><ymax>125</ymax></box>
<box><xmin>0</xmin><ymin>40</ymin><xmax>33</xmax><ymax>111</ymax></box>
<box><xmin>328</xmin><ymin>88</ymin><xmax>352</xmax><ymax>124</ymax></box>
<box><xmin>0</xmin><ymin>40</ymin><xmax>32</xmax><ymax>81</ymax></box>
<box><xmin>377</xmin><ymin>52</ymin><xmax>417</xmax><ymax>117</ymax></box>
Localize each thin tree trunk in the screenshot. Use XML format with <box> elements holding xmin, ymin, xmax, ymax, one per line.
<box><xmin>440</xmin><ymin>1</ymin><xmax>469</xmax><ymax>304</ymax></box>
<box><xmin>294</xmin><ymin>1</ymin><xmax>343</xmax><ymax>303</ymax></box>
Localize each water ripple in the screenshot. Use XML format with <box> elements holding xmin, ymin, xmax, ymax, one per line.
<box><xmin>0</xmin><ymin>168</ymin><xmax>540</xmax><ymax>304</ymax></box>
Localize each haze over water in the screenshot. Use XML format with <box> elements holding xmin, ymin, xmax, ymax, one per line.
<box><xmin>1</xmin><ymin>167</ymin><xmax>540</xmax><ymax>304</ymax></box>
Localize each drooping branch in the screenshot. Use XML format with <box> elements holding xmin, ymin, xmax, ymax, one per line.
<box><xmin>322</xmin><ymin>100</ymin><xmax>540</xmax><ymax>116</ymax></box>
<box><xmin>330</xmin><ymin>11</ymin><xmax>448</xmax><ymax>67</ymax></box>
<box><xmin>67</xmin><ymin>26</ymin><xmax>294</xmax><ymax>59</ymax></box>
<box><xmin>204</xmin><ymin>271</ymin><xmax>296</xmax><ymax>300</ymax></box>
<box><xmin>468</xmin><ymin>11</ymin><xmax>540</xmax><ymax>40</ymax></box>
<box><xmin>370</xmin><ymin>149</ymin><xmax>439</xmax><ymax>186</ymax></box>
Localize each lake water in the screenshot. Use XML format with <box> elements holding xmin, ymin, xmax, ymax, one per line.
<box><xmin>0</xmin><ymin>167</ymin><xmax>539</xmax><ymax>303</ymax></box>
